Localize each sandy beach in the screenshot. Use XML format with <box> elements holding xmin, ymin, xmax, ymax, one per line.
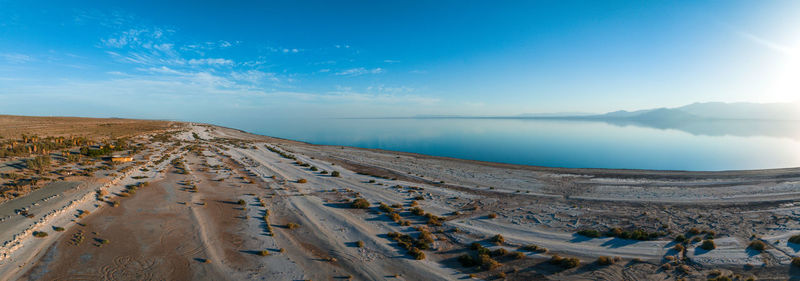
<box><xmin>0</xmin><ymin>122</ymin><xmax>798</xmax><ymax>280</ymax></box>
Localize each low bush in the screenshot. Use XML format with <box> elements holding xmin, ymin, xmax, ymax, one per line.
<box><xmin>487</xmin><ymin>213</ymin><xmax>497</xmax><ymax>219</ymax></box>
<box><xmin>287</xmin><ymin>223</ymin><xmax>300</xmax><ymax>230</ymax></box>
<box><xmin>409</xmin><ymin>247</ymin><xmax>425</xmax><ymax>260</ymax></box>
<box><xmin>748</xmin><ymin>240</ymin><xmax>766</xmax><ymax>251</ymax></box>
<box><xmin>789</xmin><ymin>235</ymin><xmax>800</xmax><ymax>245</ymax></box>
<box><xmin>490</xmin><ymin>248</ymin><xmax>508</xmax><ymax>257</ymax></box>
<box><xmin>512</xmin><ymin>251</ymin><xmax>526</xmax><ymax>259</ymax></box>
<box><xmin>477</xmin><ymin>254</ymin><xmax>500</xmax><ymax>270</ymax></box>
<box><xmin>491</xmin><ymin>234</ymin><xmax>505</xmax><ymax>244</ymax></box>
<box><xmin>297</xmin><ymin>179</ymin><xmax>307</xmax><ymax>183</ymax></box>
<box><xmin>674</xmin><ymin>244</ymin><xmax>685</xmax><ymax>252</ymax></box>
<box><xmin>331</xmin><ymin>171</ymin><xmax>340</xmax><ymax>177</ymax></box>
<box><xmin>458</xmin><ymin>254</ymin><xmax>477</xmax><ymax>267</ymax></box>
<box><xmin>237</xmin><ymin>199</ymin><xmax>246</xmax><ymax>205</ymax></box>
<box><xmin>596</xmin><ymin>256</ymin><xmax>614</xmax><ymax>265</ymax></box>
<box><xmin>550</xmin><ymin>255</ymin><xmax>580</xmax><ymax>269</ymax></box>
<box><xmin>33</xmin><ymin>231</ymin><xmax>48</xmax><ymax>238</ymax></box>
<box><xmin>700</xmin><ymin>239</ymin><xmax>716</xmax><ymax>250</ymax></box>
<box><xmin>356</xmin><ymin>240</ymin><xmax>365</xmax><ymax>248</ymax></box>
<box><xmin>351</xmin><ymin>198</ymin><xmax>370</xmax><ymax>209</ymax></box>
<box><xmin>577</xmin><ymin>229</ymin><xmax>601</xmax><ymax>238</ymax></box>
<box><xmin>53</xmin><ymin>226</ymin><xmax>65</xmax><ymax>232</ymax></box>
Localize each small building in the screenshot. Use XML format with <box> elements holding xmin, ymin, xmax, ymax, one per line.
<box><xmin>110</xmin><ymin>155</ymin><xmax>133</xmax><ymax>163</ymax></box>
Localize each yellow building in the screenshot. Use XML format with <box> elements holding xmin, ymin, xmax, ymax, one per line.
<box><xmin>111</xmin><ymin>156</ymin><xmax>133</xmax><ymax>163</ymax></box>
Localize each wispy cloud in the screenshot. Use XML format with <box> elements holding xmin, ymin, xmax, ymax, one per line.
<box><xmin>335</xmin><ymin>67</ymin><xmax>384</xmax><ymax>76</ymax></box>
<box><xmin>0</xmin><ymin>53</ymin><xmax>33</xmax><ymax>63</ymax></box>
<box><xmin>188</xmin><ymin>58</ymin><xmax>234</xmax><ymax>66</ymax></box>
<box><xmin>735</xmin><ymin>30</ymin><xmax>797</xmax><ymax>57</ymax></box>
<box><xmin>383</xmin><ymin>60</ymin><xmax>400</xmax><ymax>63</ymax></box>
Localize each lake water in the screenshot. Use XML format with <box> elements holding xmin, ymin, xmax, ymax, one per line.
<box><xmin>226</xmin><ymin>117</ymin><xmax>800</xmax><ymax>171</ymax></box>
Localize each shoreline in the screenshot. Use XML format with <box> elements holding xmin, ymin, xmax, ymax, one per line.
<box><xmin>206</xmin><ymin>122</ymin><xmax>800</xmax><ymax>176</ymax></box>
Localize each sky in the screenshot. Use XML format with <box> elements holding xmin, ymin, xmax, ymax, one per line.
<box><xmin>0</xmin><ymin>0</ymin><xmax>799</xmax><ymax>121</ymax></box>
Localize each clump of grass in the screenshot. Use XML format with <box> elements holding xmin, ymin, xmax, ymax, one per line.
<box><xmin>550</xmin><ymin>254</ymin><xmax>580</xmax><ymax>269</ymax></box>
<box><xmin>331</xmin><ymin>171</ymin><xmax>340</xmax><ymax>177</ymax></box>
<box><xmin>596</xmin><ymin>256</ymin><xmax>614</xmax><ymax>265</ymax></box>
<box><xmin>511</xmin><ymin>251</ymin><xmax>526</xmax><ymax>259</ymax></box>
<box><xmin>356</xmin><ymin>240</ymin><xmax>365</xmax><ymax>248</ymax></box>
<box><xmin>674</xmin><ymin>244</ymin><xmax>685</xmax><ymax>252</ymax></box>
<box><xmin>487</xmin><ymin>213</ymin><xmax>497</xmax><ymax>219</ymax></box>
<box><xmin>53</xmin><ymin>226</ymin><xmax>65</xmax><ymax>232</ymax></box>
<box><xmin>520</xmin><ymin>244</ymin><xmax>548</xmax><ymax>253</ymax></box>
<box><xmin>577</xmin><ymin>229</ymin><xmax>601</xmax><ymax>238</ymax></box>
<box><xmin>33</xmin><ymin>231</ymin><xmax>48</xmax><ymax>238</ymax></box>
<box><xmin>351</xmin><ymin>198</ymin><xmax>370</xmax><ymax>209</ymax></box>
<box><xmin>258</xmin><ymin>250</ymin><xmax>270</xmax><ymax>256</ymax></box>
<box><xmin>490</xmin><ymin>248</ymin><xmax>508</xmax><ymax>257</ymax></box>
<box><xmin>700</xmin><ymin>239</ymin><xmax>716</xmax><ymax>250</ymax></box>
<box><xmin>297</xmin><ymin>179</ymin><xmax>307</xmax><ymax>183</ymax></box>
<box><xmin>237</xmin><ymin>199</ymin><xmax>246</xmax><ymax>205</ymax></box>
<box><xmin>748</xmin><ymin>240</ymin><xmax>766</xmax><ymax>251</ymax></box>
<box><xmin>490</xmin><ymin>234</ymin><xmax>505</xmax><ymax>245</ymax></box>
<box><xmin>286</xmin><ymin>222</ymin><xmax>300</xmax><ymax>230</ymax></box>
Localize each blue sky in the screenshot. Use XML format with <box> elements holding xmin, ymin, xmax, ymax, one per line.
<box><xmin>0</xmin><ymin>0</ymin><xmax>798</xmax><ymax>120</ymax></box>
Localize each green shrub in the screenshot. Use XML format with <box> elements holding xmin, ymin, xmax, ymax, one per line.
<box><xmin>748</xmin><ymin>240</ymin><xmax>766</xmax><ymax>251</ymax></box>
<box><xmin>490</xmin><ymin>234</ymin><xmax>505</xmax><ymax>244</ymax></box>
<box><xmin>409</xmin><ymin>247</ymin><xmax>425</xmax><ymax>260</ymax></box>
<box><xmin>577</xmin><ymin>229</ymin><xmax>601</xmax><ymax>238</ymax></box>
<box><xmin>477</xmin><ymin>254</ymin><xmax>500</xmax><ymax>270</ymax></box>
<box><xmin>33</xmin><ymin>231</ymin><xmax>48</xmax><ymax>238</ymax></box>
<box><xmin>490</xmin><ymin>248</ymin><xmax>508</xmax><ymax>257</ymax></box>
<box><xmin>237</xmin><ymin>199</ymin><xmax>246</xmax><ymax>205</ymax></box>
<box><xmin>53</xmin><ymin>226</ymin><xmax>65</xmax><ymax>232</ymax></box>
<box><xmin>331</xmin><ymin>171</ymin><xmax>340</xmax><ymax>177</ymax></box>
<box><xmin>596</xmin><ymin>256</ymin><xmax>614</xmax><ymax>265</ymax></box>
<box><xmin>458</xmin><ymin>254</ymin><xmax>477</xmax><ymax>267</ymax></box>
<box><xmin>351</xmin><ymin>198</ymin><xmax>370</xmax><ymax>209</ymax></box>
<box><xmin>550</xmin><ymin>255</ymin><xmax>579</xmax><ymax>269</ymax></box>
<box><xmin>700</xmin><ymin>239</ymin><xmax>716</xmax><ymax>250</ymax></box>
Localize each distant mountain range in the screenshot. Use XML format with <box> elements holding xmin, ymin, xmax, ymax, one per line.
<box><xmin>589</xmin><ymin>102</ymin><xmax>800</xmax><ymax>121</ymax></box>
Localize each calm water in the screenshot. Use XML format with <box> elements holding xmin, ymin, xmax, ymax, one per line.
<box><xmin>223</xmin><ymin>118</ymin><xmax>800</xmax><ymax>171</ymax></box>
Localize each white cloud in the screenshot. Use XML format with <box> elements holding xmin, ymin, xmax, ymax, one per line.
<box><xmin>335</xmin><ymin>67</ymin><xmax>384</xmax><ymax>76</ymax></box>
<box><xmin>231</xmin><ymin>70</ymin><xmax>279</xmax><ymax>84</ymax></box>
<box><xmin>383</xmin><ymin>60</ymin><xmax>400</xmax><ymax>63</ymax></box>
<box><xmin>188</xmin><ymin>58</ymin><xmax>234</xmax><ymax>66</ymax></box>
